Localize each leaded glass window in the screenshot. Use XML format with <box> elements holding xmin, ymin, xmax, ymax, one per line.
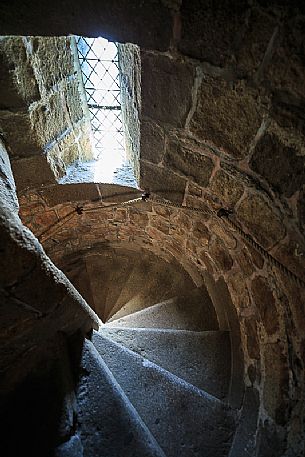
<box><xmin>76</xmin><ymin>36</ymin><xmax>125</xmax><ymax>160</ymax></box>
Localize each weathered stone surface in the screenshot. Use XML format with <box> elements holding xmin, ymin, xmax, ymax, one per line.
<box><xmin>246</xmin><ymin>244</ymin><xmax>264</xmax><ymax>270</ymax></box>
<box><xmin>179</xmin><ymin>0</ymin><xmax>248</xmax><ymax>66</ymax></box>
<box><xmin>0</xmin><ymin>140</ymin><xmax>18</xmax><ymax>211</ymax></box>
<box><xmin>119</xmin><ymin>43</ymin><xmax>141</xmax><ymax>181</ymax></box>
<box><xmin>29</xmin><ymin>36</ymin><xmax>74</xmax><ymax>93</ymax></box>
<box><xmin>0</xmin><ymin>1</ymin><xmax>173</xmax><ymax>51</ymax></box>
<box><xmin>256</xmin><ymin>420</ymin><xmax>287</xmax><ymax>457</ymax></box>
<box><xmin>0</xmin><ymin>111</ymin><xmax>42</xmax><ymax>158</ymax></box>
<box><xmin>229</xmin><ymin>387</ymin><xmax>259</xmax><ymax>457</ymax></box>
<box><xmin>228</xmin><ymin>271</ymin><xmax>251</xmax><ymax>309</ymax></box>
<box><xmin>140</xmin><ymin>160</ymin><xmax>187</xmax><ymax>204</ymax></box>
<box><xmin>140</xmin><ymin>119</ymin><xmax>165</xmax><ymax>165</ymax></box>
<box><xmin>190</xmin><ymin>77</ymin><xmax>264</xmax><ymax>159</ymax></box>
<box><xmin>247</xmin><ymin>364</ymin><xmax>258</xmax><ymax>385</ymax></box>
<box><xmin>55</xmin><ymin>435</ymin><xmax>83</xmax><ymax>457</ymax></box>
<box><xmin>244</xmin><ymin>319</ymin><xmax>260</xmax><ymax>360</ymax></box>
<box><xmin>210</xmin><ymin>166</ymin><xmax>244</xmax><ymax>208</ymax></box>
<box><xmin>251</xmin><ymin>276</ymin><xmax>279</xmax><ymax>335</ymax></box>
<box><xmin>141</xmin><ymin>52</ymin><xmax>195</xmax><ymax>127</ymax></box>
<box><xmin>209</xmin><ymin>239</ymin><xmax>233</xmax><ymax>272</ymax></box>
<box><xmin>263</xmin><ymin>343</ymin><xmax>289</xmax><ymax>425</ymax></box>
<box><xmin>0</xmin><ymin>36</ymin><xmax>40</xmax><ymax>108</ymax></box>
<box><xmin>165</xmin><ymin>138</ymin><xmax>214</xmax><ymax>187</ymax></box>
<box><xmin>236</xmin><ymin>8</ymin><xmax>278</xmax><ymax>77</ymax></box>
<box><xmin>11</xmin><ymin>155</ymin><xmax>56</xmax><ymax>191</ymax></box>
<box><xmin>236</xmin><ymin>249</ymin><xmax>255</xmax><ymax>278</ymax></box>
<box><xmin>266</xmin><ymin>16</ymin><xmax>305</xmax><ymax>100</ymax></box>
<box><xmin>250</xmin><ymin>132</ymin><xmax>305</xmax><ymax>198</ymax></box>
<box><xmin>236</xmin><ymin>193</ymin><xmax>285</xmax><ymax>249</ymax></box>
<box><xmin>208</xmin><ymin>221</ymin><xmax>237</xmax><ymax>250</ymax></box>
<box><xmin>0</xmin><ymin>35</ymin><xmax>94</xmax><ymax>190</ymax></box>
<box><xmin>297</xmin><ymin>190</ymin><xmax>305</xmax><ymax>229</ymax></box>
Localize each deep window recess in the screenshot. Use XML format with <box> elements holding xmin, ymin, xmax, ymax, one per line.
<box><xmin>76</xmin><ymin>36</ymin><xmax>124</xmax><ymax>160</ymax></box>
<box><xmin>60</xmin><ymin>36</ymin><xmax>137</xmax><ymax>187</ymax></box>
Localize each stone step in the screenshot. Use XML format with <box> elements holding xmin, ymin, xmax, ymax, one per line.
<box><xmin>108</xmin><ymin>260</ymin><xmax>195</xmax><ymax>322</ymax></box>
<box><xmin>75</xmin><ymin>339</ymin><xmax>167</xmax><ymax>457</ymax></box>
<box><xmin>93</xmin><ymin>332</ymin><xmax>237</xmax><ymax>457</ymax></box>
<box><xmin>107</xmin><ymin>260</ymin><xmax>155</xmax><ymax>319</ymax></box>
<box><xmin>98</xmin><ymin>327</ymin><xmax>231</xmax><ymax>399</ymax></box>
<box><xmin>108</xmin><ymin>272</ymin><xmax>191</xmax><ymax>322</ymax></box>
<box><xmin>106</xmin><ymin>288</ymin><xmax>219</xmax><ymax>331</ymax></box>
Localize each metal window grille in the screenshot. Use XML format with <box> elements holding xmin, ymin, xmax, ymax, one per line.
<box><xmin>76</xmin><ymin>36</ymin><xmax>125</xmax><ymax>159</ymax></box>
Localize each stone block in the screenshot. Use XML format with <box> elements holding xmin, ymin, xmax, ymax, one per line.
<box><xmin>0</xmin><ymin>111</ymin><xmax>42</xmax><ymax>158</ymax></box>
<box><xmin>251</xmin><ymin>276</ymin><xmax>278</xmax><ymax>336</ymax></box>
<box><xmin>209</xmin><ymin>238</ymin><xmax>233</xmax><ymax>272</ymax></box>
<box><xmin>30</xmin><ymin>36</ymin><xmax>74</xmax><ymax>93</ymax></box>
<box><xmin>141</xmin><ymin>52</ymin><xmax>195</xmax><ymax>127</ymax></box>
<box><xmin>11</xmin><ymin>155</ymin><xmax>56</xmax><ymax>192</ymax></box>
<box><xmin>192</xmin><ymin>220</ymin><xmax>210</xmax><ymax>246</ymax></box>
<box><xmin>165</xmin><ymin>137</ymin><xmax>214</xmax><ymax>187</ymax></box>
<box><xmin>0</xmin><ymin>139</ymin><xmax>18</xmax><ymax>212</ymax></box>
<box><xmin>244</xmin><ymin>319</ymin><xmax>260</xmax><ymax>360</ymax></box>
<box><xmin>250</xmin><ymin>132</ymin><xmax>305</xmax><ymax>198</ymax></box>
<box><xmin>140</xmin><ymin>160</ymin><xmax>187</xmax><ymax>204</ymax></box>
<box><xmin>0</xmin><ymin>36</ymin><xmax>40</xmax><ymax>108</ymax></box>
<box><xmin>229</xmin><ymin>387</ymin><xmax>259</xmax><ymax>456</ymax></box>
<box><xmin>236</xmin><ymin>8</ymin><xmax>278</xmax><ymax>77</ymax></box>
<box><xmin>30</xmin><ymin>93</ymin><xmax>70</xmax><ymax>148</ymax></box>
<box><xmin>208</xmin><ymin>220</ymin><xmax>237</xmax><ymax>250</ymax></box>
<box><xmin>140</xmin><ymin>119</ymin><xmax>165</xmax><ymax>164</ymax></box>
<box><xmin>265</xmin><ymin>16</ymin><xmax>305</xmax><ymax>100</ymax></box>
<box><xmin>297</xmin><ymin>190</ymin><xmax>305</xmax><ymax>229</ymax></box>
<box><xmin>236</xmin><ymin>192</ymin><xmax>285</xmax><ymax>249</ymax></box>
<box><xmin>179</xmin><ymin>0</ymin><xmax>248</xmax><ymax>66</ymax></box>
<box><xmin>119</xmin><ymin>43</ymin><xmax>140</xmax><ymax>179</ymax></box>
<box><xmin>190</xmin><ymin>77</ymin><xmax>265</xmax><ymax>159</ymax></box>
<box><xmin>256</xmin><ymin>420</ymin><xmax>287</xmax><ymax>457</ymax></box>
<box><xmin>210</xmin><ymin>166</ymin><xmax>244</xmax><ymax>208</ymax></box>
<box><xmin>0</xmin><ymin>1</ymin><xmax>173</xmax><ymax>51</ymax></box>
<box><xmin>263</xmin><ymin>343</ymin><xmax>289</xmax><ymax>426</ymax></box>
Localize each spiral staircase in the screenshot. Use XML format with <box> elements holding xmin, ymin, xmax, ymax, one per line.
<box><xmin>64</xmin><ymin>272</ymin><xmax>238</xmax><ymax>457</ymax></box>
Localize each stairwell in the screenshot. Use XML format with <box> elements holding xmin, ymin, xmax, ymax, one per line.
<box><xmin>66</xmin><ymin>286</ymin><xmax>237</xmax><ymax>457</ymax></box>
<box><xmin>1</xmin><ymin>3</ymin><xmax>305</xmax><ymax>456</ymax></box>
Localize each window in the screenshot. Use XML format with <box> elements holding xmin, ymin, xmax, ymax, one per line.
<box><xmin>76</xmin><ymin>36</ymin><xmax>124</xmax><ymax>160</ymax></box>
<box><xmin>60</xmin><ymin>36</ymin><xmax>137</xmax><ymax>186</ymax></box>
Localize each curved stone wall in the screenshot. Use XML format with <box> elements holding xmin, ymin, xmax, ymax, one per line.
<box><xmin>18</xmin><ymin>181</ymin><xmax>305</xmax><ymax>455</ymax></box>
<box><xmin>1</xmin><ymin>1</ymin><xmax>305</xmax><ymax>455</ymax></box>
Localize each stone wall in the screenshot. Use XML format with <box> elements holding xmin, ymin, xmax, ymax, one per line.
<box><xmin>18</xmin><ymin>181</ymin><xmax>305</xmax><ymax>456</ymax></box>
<box><xmin>118</xmin><ymin>43</ymin><xmax>141</xmax><ymax>182</ymax></box>
<box><xmin>0</xmin><ymin>148</ymin><xmax>98</xmax><ymax>399</ymax></box>
<box><xmin>1</xmin><ymin>1</ymin><xmax>305</xmax><ymax>455</ymax></box>
<box><xmin>0</xmin><ymin>36</ymin><xmax>93</xmax><ymax>192</ymax></box>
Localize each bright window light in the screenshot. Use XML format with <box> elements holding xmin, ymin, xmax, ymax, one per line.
<box><xmin>59</xmin><ymin>36</ymin><xmax>136</xmax><ymax>186</ymax></box>
<box><xmin>76</xmin><ymin>36</ymin><xmax>124</xmax><ymax>160</ymax></box>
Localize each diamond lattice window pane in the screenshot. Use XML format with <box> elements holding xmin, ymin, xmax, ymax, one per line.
<box><xmin>76</xmin><ymin>36</ymin><xmax>125</xmax><ymax>160</ymax></box>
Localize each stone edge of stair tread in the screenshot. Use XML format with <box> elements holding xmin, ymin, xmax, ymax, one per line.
<box><xmin>108</xmin><ymin>286</ymin><xmax>205</xmax><ymax>323</ymax></box>
<box><xmin>82</xmin><ymin>339</ymin><xmax>168</xmax><ymax>457</ymax></box>
<box><xmin>99</xmin><ymin>326</ymin><xmax>229</xmax><ymax>336</ymax></box>
<box><xmin>106</xmin><ymin>294</ymin><xmax>208</xmax><ymax>326</ymax></box>
<box><xmin>107</xmin><ymin>296</ymin><xmax>176</xmax><ymax>323</ymax></box>
<box><xmin>92</xmin><ymin>331</ymin><xmax>234</xmax><ymax>412</ymax></box>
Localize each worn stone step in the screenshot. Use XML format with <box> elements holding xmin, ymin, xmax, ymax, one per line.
<box><xmin>98</xmin><ymin>327</ymin><xmax>231</xmax><ymax>399</ymax></box>
<box><xmin>109</xmin><ymin>272</ymin><xmax>191</xmax><ymax>322</ymax></box>
<box><xmin>107</xmin><ymin>260</ymin><xmax>155</xmax><ymax>319</ymax></box>
<box><xmin>106</xmin><ymin>288</ymin><xmax>218</xmax><ymax>331</ymax></box>
<box><xmin>93</xmin><ymin>332</ymin><xmax>236</xmax><ymax>457</ymax></box>
<box><xmin>75</xmin><ymin>339</ymin><xmax>167</xmax><ymax>457</ymax></box>
<box><xmin>108</xmin><ymin>261</ymin><xmax>195</xmax><ymax>322</ymax></box>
